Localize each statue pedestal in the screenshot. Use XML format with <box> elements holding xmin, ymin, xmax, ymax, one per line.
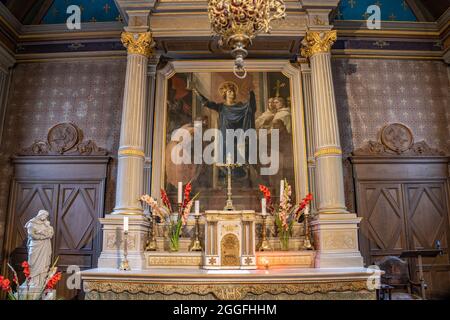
<box><xmin>97</xmin><ymin>214</ymin><xmax>150</xmax><ymax>270</ymax></box>
<box><xmin>18</xmin><ymin>285</ymin><xmax>56</xmax><ymax>300</ymax></box>
<box><xmin>203</xmin><ymin>210</ymin><xmax>257</xmax><ymax>269</ymax></box>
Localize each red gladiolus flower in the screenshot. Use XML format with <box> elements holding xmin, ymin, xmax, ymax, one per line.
<box><xmin>160</xmin><ymin>189</ymin><xmax>172</xmax><ymax>212</ymax></box>
<box><xmin>1</xmin><ymin>278</ymin><xmax>11</xmax><ymax>292</ymax></box>
<box><xmin>45</xmin><ymin>272</ymin><xmax>62</xmax><ymax>290</ymax></box>
<box><xmin>182</xmin><ymin>182</ymin><xmax>192</xmax><ymax>208</ymax></box>
<box><xmin>22</xmin><ymin>261</ymin><xmax>30</xmax><ymax>279</ymax></box>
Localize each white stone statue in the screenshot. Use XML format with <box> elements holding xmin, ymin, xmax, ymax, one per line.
<box><xmin>25</xmin><ymin>210</ymin><xmax>54</xmax><ymax>287</ymax></box>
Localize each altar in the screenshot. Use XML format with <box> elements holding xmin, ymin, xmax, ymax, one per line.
<box><xmin>80</xmin><ymin>2</ymin><xmax>381</xmax><ymax>300</ymax></box>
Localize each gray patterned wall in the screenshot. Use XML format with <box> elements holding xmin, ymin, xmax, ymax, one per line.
<box><xmin>333</xmin><ymin>58</ymin><xmax>450</xmax><ymax>211</ymax></box>
<box><xmin>0</xmin><ymin>59</ymin><xmax>126</xmax><ymax>261</ymax></box>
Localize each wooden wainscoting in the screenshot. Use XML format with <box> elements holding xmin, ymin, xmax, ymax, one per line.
<box><xmin>351</xmin><ymin>155</ymin><xmax>450</xmax><ymax>299</ymax></box>
<box><xmin>2</xmin><ymin>156</ymin><xmax>109</xmax><ymax>300</ymax></box>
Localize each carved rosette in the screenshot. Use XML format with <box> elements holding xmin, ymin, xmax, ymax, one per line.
<box><xmin>353</xmin><ymin>123</ymin><xmax>446</xmax><ymax>156</ymax></box>
<box><xmin>19</xmin><ymin>123</ymin><xmax>107</xmax><ymax>156</ymax></box>
<box><xmin>121</xmin><ymin>32</ymin><xmax>155</xmax><ymax>58</ymax></box>
<box><xmin>301</xmin><ymin>30</ymin><xmax>337</xmax><ymax>58</ymax></box>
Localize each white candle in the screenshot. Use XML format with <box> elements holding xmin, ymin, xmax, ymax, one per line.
<box><xmin>261</xmin><ymin>198</ymin><xmax>267</xmax><ymax>215</ymax></box>
<box><xmin>123</xmin><ymin>217</ymin><xmax>129</xmax><ymax>232</ymax></box>
<box><xmin>304</xmin><ymin>205</ymin><xmax>309</xmax><ymax>215</ymax></box>
<box><xmin>226</xmin><ymin>152</ymin><xmax>232</xmax><ymax>164</ymax></box>
<box><xmin>178</xmin><ymin>182</ymin><xmax>183</xmax><ymax>204</ymax></box>
<box><xmin>280</xmin><ymin>180</ymin><xmax>284</xmax><ymax>201</ymax></box>
<box><xmin>195</xmin><ymin>200</ymin><xmax>200</xmax><ymax>215</ymax></box>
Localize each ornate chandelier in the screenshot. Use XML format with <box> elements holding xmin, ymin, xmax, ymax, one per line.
<box><xmin>207</xmin><ymin>0</ymin><xmax>286</xmax><ymax>78</ymax></box>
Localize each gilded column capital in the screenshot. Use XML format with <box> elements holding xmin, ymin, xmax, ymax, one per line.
<box><xmin>301</xmin><ymin>30</ymin><xmax>337</xmax><ymax>58</ymax></box>
<box><xmin>121</xmin><ymin>31</ymin><xmax>155</xmax><ymax>58</ymax></box>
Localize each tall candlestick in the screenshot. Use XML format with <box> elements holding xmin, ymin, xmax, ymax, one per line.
<box><xmin>280</xmin><ymin>180</ymin><xmax>284</xmax><ymax>201</ymax></box>
<box><xmin>261</xmin><ymin>198</ymin><xmax>267</xmax><ymax>215</ymax></box>
<box><xmin>178</xmin><ymin>182</ymin><xmax>182</xmax><ymax>204</ymax></box>
<box><xmin>195</xmin><ymin>200</ymin><xmax>200</xmax><ymax>215</ymax></box>
<box><xmin>123</xmin><ymin>216</ymin><xmax>129</xmax><ymax>232</ymax></box>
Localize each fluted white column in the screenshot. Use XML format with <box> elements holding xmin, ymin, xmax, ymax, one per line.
<box><xmin>300</xmin><ymin>62</ymin><xmax>317</xmax><ymax>213</ymax></box>
<box><xmin>301</xmin><ymin>30</ymin><xmax>347</xmax><ymax>215</ymax></box>
<box><xmin>302</xmin><ymin>31</ymin><xmax>363</xmax><ymax>268</ymax></box>
<box><xmin>113</xmin><ymin>32</ymin><xmax>154</xmax><ymax>215</ymax></box>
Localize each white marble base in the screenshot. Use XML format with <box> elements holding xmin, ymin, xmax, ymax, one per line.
<box><xmin>98</xmin><ymin>214</ymin><xmax>150</xmax><ymax>270</ymax></box>
<box><xmin>311</xmin><ymin>213</ymin><xmax>364</xmax><ymax>268</ymax></box>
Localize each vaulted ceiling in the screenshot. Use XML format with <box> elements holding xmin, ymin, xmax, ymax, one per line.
<box><xmin>0</xmin><ymin>0</ymin><xmax>448</xmax><ymax>25</ymax></box>
<box><xmin>0</xmin><ymin>0</ymin><xmax>121</xmax><ymax>24</ymax></box>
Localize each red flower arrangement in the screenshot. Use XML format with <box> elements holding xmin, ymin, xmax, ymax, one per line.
<box><xmin>141</xmin><ymin>182</ymin><xmax>199</xmax><ymax>252</ymax></box>
<box><xmin>1</xmin><ymin>258</ymin><xmax>61</xmax><ymax>300</ymax></box>
<box><xmin>45</xmin><ymin>272</ymin><xmax>62</xmax><ymax>290</ymax></box>
<box><xmin>259</xmin><ymin>184</ymin><xmax>275</xmax><ymax>214</ymax></box>
<box><xmin>21</xmin><ymin>261</ymin><xmax>30</xmax><ymax>279</ymax></box>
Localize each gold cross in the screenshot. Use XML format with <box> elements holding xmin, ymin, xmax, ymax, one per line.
<box><xmin>116</xmin><ymin>15</ymin><xmax>124</xmax><ymax>23</ymax></box>
<box><xmin>389</xmin><ymin>13</ymin><xmax>397</xmax><ymax>21</ymax></box>
<box><xmin>273</xmin><ymin>80</ymin><xmax>286</xmax><ymax>98</ymax></box>
<box><xmin>362</xmin><ymin>12</ymin><xmax>370</xmax><ymax>19</ymax></box>
<box><xmin>348</xmin><ymin>0</ymin><xmax>357</xmax><ymax>9</ymax></box>
<box><xmin>90</xmin><ymin>17</ymin><xmax>97</xmax><ymax>23</ymax></box>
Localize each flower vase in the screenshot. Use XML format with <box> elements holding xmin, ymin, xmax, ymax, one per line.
<box><xmin>168</xmin><ymin>214</ymin><xmax>182</xmax><ymax>252</ymax></box>
<box><xmin>169</xmin><ymin>236</ymin><xmax>180</xmax><ymax>252</ymax></box>
<box><xmin>279</xmin><ymin>231</ymin><xmax>290</xmax><ymax>251</ymax></box>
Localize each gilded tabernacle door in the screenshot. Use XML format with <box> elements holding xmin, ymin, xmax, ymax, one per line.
<box><xmin>151</xmin><ymin>61</ymin><xmax>308</xmax><ymax>211</ymax></box>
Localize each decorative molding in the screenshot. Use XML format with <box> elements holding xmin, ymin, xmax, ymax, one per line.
<box><xmin>301</xmin><ymin>30</ymin><xmax>337</xmax><ymax>58</ymax></box>
<box><xmin>353</xmin><ymin>123</ymin><xmax>446</xmax><ymax>157</ymax></box>
<box><xmin>314</xmin><ymin>147</ymin><xmax>342</xmax><ymax>158</ymax></box>
<box><xmin>118</xmin><ymin>148</ymin><xmax>145</xmax><ymax>158</ymax></box>
<box><xmin>19</xmin><ymin>123</ymin><xmax>108</xmax><ymax>156</ymax></box>
<box><xmin>121</xmin><ymin>32</ymin><xmax>155</xmax><ymax>57</ymax></box>
<box><xmin>83</xmin><ymin>279</ymin><xmax>372</xmax><ymax>300</ymax></box>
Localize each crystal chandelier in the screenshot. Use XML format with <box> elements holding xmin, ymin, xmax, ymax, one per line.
<box><xmin>208</xmin><ymin>0</ymin><xmax>286</xmax><ymax>78</ymax></box>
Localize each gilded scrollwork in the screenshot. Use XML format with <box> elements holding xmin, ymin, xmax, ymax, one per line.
<box><xmin>301</xmin><ymin>30</ymin><xmax>337</xmax><ymax>58</ymax></box>
<box><xmin>83</xmin><ymin>280</ymin><xmax>372</xmax><ymax>300</ymax></box>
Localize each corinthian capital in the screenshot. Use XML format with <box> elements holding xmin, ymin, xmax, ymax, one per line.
<box><xmin>301</xmin><ymin>30</ymin><xmax>337</xmax><ymax>58</ymax></box>
<box><xmin>121</xmin><ymin>32</ymin><xmax>155</xmax><ymax>58</ymax></box>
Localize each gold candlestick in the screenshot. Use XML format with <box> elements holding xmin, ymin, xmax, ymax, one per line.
<box><xmin>258</xmin><ymin>214</ymin><xmax>272</xmax><ymax>251</ymax></box>
<box><xmin>145</xmin><ymin>214</ymin><xmax>157</xmax><ymax>251</ymax></box>
<box><xmin>189</xmin><ymin>213</ymin><xmax>202</xmax><ymax>251</ymax></box>
<box><xmin>216</xmin><ymin>161</ymin><xmax>242</xmax><ymax>211</ymax></box>
<box><xmin>119</xmin><ymin>230</ymin><xmax>131</xmax><ymax>271</ymax></box>
<box><xmin>303</xmin><ymin>210</ymin><xmax>313</xmax><ymax>250</ymax></box>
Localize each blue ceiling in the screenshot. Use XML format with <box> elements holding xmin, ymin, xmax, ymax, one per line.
<box><xmin>41</xmin><ymin>0</ymin><xmax>121</xmax><ymax>24</ymax></box>
<box><xmin>337</xmin><ymin>0</ymin><xmax>418</xmax><ymax>21</ymax></box>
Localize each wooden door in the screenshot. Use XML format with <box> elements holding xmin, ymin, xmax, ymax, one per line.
<box><xmin>403</xmin><ymin>183</ymin><xmax>450</xmax><ymax>299</ymax></box>
<box><xmin>54</xmin><ymin>183</ymin><xmax>103</xmax><ymax>299</ymax></box>
<box><xmin>357</xmin><ymin>183</ymin><xmax>408</xmax><ymax>264</ymax></box>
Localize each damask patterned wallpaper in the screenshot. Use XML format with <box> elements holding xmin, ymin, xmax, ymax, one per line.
<box><xmin>0</xmin><ymin>59</ymin><xmax>126</xmax><ymax>259</ymax></box>
<box><xmin>332</xmin><ymin>58</ymin><xmax>450</xmax><ymax>210</ymax></box>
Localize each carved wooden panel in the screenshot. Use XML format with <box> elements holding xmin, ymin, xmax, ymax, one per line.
<box><xmin>358</xmin><ymin>184</ymin><xmax>408</xmax><ymax>261</ymax></box>
<box><xmin>403</xmin><ymin>183</ymin><xmax>450</xmax><ymax>299</ymax></box>
<box><xmin>353</xmin><ymin>160</ymin><xmax>450</xmax><ymax>299</ymax></box>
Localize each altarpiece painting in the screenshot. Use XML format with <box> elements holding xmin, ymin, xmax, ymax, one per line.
<box><xmin>152</xmin><ymin>61</ymin><xmax>308</xmax><ymax>213</ymax></box>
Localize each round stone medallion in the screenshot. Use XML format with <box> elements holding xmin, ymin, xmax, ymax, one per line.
<box><xmin>381</xmin><ymin>123</ymin><xmax>413</xmax><ymax>153</ymax></box>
